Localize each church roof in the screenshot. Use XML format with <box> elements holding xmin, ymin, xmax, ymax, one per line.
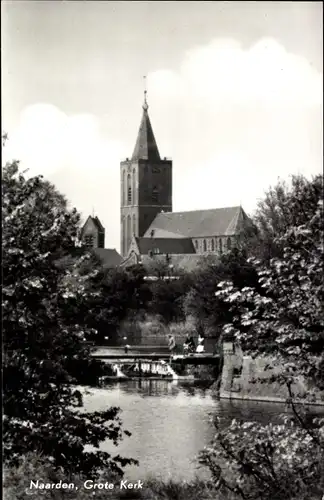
<box><xmin>80</xmin><ymin>215</ymin><xmax>105</xmax><ymax>237</ymax></box>
<box><xmin>135</xmin><ymin>237</ymin><xmax>196</xmax><ymax>255</ymax></box>
<box><xmin>93</xmin><ymin>248</ymin><xmax>123</xmax><ymax>268</ymax></box>
<box><xmin>131</xmin><ymin>96</ymin><xmax>161</xmax><ymax>161</ymax></box>
<box><xmin>92</xmin><ymin>216</ymin><xmax>105</xmax><ymax>232</ymax></box>
<box><xmin>144</xmin><ymin>206</ymin><xmax>249</xmax><ymax>238</ymax></box>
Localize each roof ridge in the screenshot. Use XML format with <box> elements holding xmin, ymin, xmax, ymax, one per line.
<box><xmin>156</xmin><ymin>206</ymin><xmax>241</xmax><ymax>216</ymax></box>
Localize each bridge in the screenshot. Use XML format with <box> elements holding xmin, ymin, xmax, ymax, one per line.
<box><xmin>91</xmin><ymin>352</ymin><xmax>219</xmax><ymax>364</ymax></box>
<box><xmin>91</xmin><ymin>346</ymin><xmax>220</xmax><ymax>380</ymax></box>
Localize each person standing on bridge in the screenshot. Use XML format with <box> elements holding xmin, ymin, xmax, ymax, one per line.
<box><xmin>168</xmin><ymin>334</ymin><xmax>176</xmax><ymax>355</ymax></box>
<box><xmin>196</xmin><ymin>334</ymin><xmax>205</xmax><ymax>353</ymax></box>
<box><xmin>123</xmin><ymin>337</ymin><xmax>130</xmax><ymax>354</ymax></box>
<box><xmin>183</xmin><ymin>333</ymin><xmax>195</xmax><ymax>354</ymax></box>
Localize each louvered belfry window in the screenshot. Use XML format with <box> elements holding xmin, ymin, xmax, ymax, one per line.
<box><xmin>84</xmin><ymin>234</ymin><xmax>94</xmax><ymax>247</ymax></box>
<box><xmin>152</xmin><ymin>187</ymin><xmax>159</xmax><ymax>203</ymax></box>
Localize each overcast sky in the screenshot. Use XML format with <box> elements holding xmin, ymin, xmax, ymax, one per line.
<box><xmin>2</xmin><ymin>1</ymin><xmax>323</xmax><ymax>252</ymax></box>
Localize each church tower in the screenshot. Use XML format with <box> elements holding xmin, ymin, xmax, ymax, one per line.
<box><xmin>120</xmin><ymin>92</ymin><xmax>172</xmax><ymax>257</ymax></box>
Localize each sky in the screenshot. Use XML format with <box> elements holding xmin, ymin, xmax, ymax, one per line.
<box><xmin>2</xmin><ymin>1</ymin><xmax>323</xmax><ymax>252</ymax></box>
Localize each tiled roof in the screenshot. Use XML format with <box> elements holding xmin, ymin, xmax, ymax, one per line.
<box><xmin>93</xmin><ymin>248</ymin><xmax>123</xmax><ymax>268</ymax></box>
<box><xmin>135</xmin><ymin>237</ymin><xmax>195</xmax><ymax>255</ymax></box>
<box><xmin>144</xmin><ymin>206</ymin><xmax>248</xmax><ymax>238</ymax></box>
<box><xmin>131</xmin><ymin>103</ymin><xmax>161</xmax><ymax>161</ymax></box>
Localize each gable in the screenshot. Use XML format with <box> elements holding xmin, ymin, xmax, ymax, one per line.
<box><xmin>81</xmin><ymin>216</ymin><xmax>105</xmax><ymax>238</ymax></box>
<box><xmin>81</xmin><ymin>217</ymin><xmax>97</xmax><ymax>236</ymax></box>
<box><xmin>127</xmin><ymin>235</ymin><xmax>140</xmax><ymax>257</ymax></box>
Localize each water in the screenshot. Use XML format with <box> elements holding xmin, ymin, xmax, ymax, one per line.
<box><xmin>82</xmin><ymin>379</ymin><xmax>324</xmax><ymax>482</ymax></box>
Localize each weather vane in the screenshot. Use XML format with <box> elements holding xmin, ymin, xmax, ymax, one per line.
<box><xmin>143</xmin><ymin>75</ymin><xmax>148</xmax><ymax>109</ymax></box>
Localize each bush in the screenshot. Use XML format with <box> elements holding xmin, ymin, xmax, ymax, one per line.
<box><xmin>199</xmin><ymin>416</ymin><xmax>324</xmax><ymax>500</ymax></box>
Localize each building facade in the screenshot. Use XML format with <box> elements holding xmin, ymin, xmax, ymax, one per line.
<box><xmin>120</xmin><ymin>93</ymin><xmax>251</xmax><ymax>267</ymax></box>
<box><xmin>80</xmin><ymin>215</ymin><xmax>122</xmax><ymax>268</ymax></box>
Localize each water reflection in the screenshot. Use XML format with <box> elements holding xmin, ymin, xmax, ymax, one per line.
<box><xmin>83</xmin><ymin>380</ymin><xmax>324</xmax><ymax>482</ymax></box>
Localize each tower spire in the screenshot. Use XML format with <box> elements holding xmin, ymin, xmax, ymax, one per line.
<box><xmin>131</xmin><ymin>81</ymin><xmax>160</xmax><ymax>161</ymax></box>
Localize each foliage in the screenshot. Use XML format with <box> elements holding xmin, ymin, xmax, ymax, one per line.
<box><xmin>184</xmin><ymin>248</ymin><xmax>259</xmax><ymax>337</ymax></box>
<box><xmin>147</xmin><ymin>274</ymin><xmax>192</xmax><ymax>324</ymax></box>
<box><xmin>2</xmin><ymin>159</ymin><xmax>136</xmax><ymax>477</ymax></box>
<box><xmin>84</xmin><ymin>265</ymin><xmax>151</xmax><ymax>344</ymax></box>
<box><xmin>216</xmin><ymin>177</ymin><xmax>324</xmax><ymax>389</ymax></box>
<box><xmin>201</xmin><ymin>174</ymin><xmax>324</xmax><ymax>499</ymax></box>
<box><xmin>199</xmin><ymin>415</ymin><xmax>324</xmax><ymax>500</ymax></box>
<box><xmin>244</xmin><ymin>174</ymin><xmax>323</xmax><ymax>262</ymax></box>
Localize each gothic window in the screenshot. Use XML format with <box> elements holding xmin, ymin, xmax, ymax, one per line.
<box><xmin>84</xmin><ymin>234</ymin><xmax>94</xmax><ymax>247</ymax></box>
<box><xmin>132</xmin><ymin>169</ymin><xmax>136</xmax><ymax>205</ymax></box>
<box><xmin>122</xmin><ymin>217</ymin><xmax>126</xmax><ymax>256</ymax></box>
<box><xmin>126</xmin><ymin>215</ymin><xmax>131</xmax><ymax>254</ymax></box>
<box><xmin>211</xmin><ymin>239</ymin><xmax>215</xmax><ymax>251</ymax></box>
<box><xmin>122</xmin><ymin>170</ymin><xmax>126</xmax><ymax>206</ymax></box>
<box><xmin>227</xmin><ymin>237</ymin><xmax>232</xmax><ymax>251</ymax></box>
<box><xmin>194</xmin><ymin>239</ymin><xmax>198</xmax><ymax>249</ymax></box>
<box><xmin>152</xmin><ymin>186</ymin><xmax>159</xmax><ymax>203</ymax></box>
<box><xmin>219</xmin><ymin>238</ymin><xmax>223</xmax><ymax>254</ymax></box>
<box><xmin>203</xmin><ymin>239</ymin><xmax>207</xmax><ymax>252</ymax></box>
<box><xmin>127</xmin><ymin>174</ymin><xmax>131</xmax><ymax>205</ymax></box>
<box><xmin>132</xmin><ymin>214</ymin><xmax>136</xmax><ymax>235</ymax></box>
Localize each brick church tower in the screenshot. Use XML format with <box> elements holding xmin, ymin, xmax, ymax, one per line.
<box><xmin>120</xmin><ymin>92</ymin><xmax>172</xmax><ymax>257</ymax></box>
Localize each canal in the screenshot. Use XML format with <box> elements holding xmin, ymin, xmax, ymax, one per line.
<box><xmin>82</xmin><ymin>379</ymin><xmax>324</xmax><ymax>482</ymax></box>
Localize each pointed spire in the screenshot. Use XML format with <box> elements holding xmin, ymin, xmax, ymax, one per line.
<box><xmin>131</xmin><ymin>84</ymin><xmax>160</xmax><ymax>161</ymax></box>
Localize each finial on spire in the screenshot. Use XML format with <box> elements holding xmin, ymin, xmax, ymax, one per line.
<box><xmin>143</xmin><ymin>75</ymin><xmax>148</xmax><ymax>111</ymax></box>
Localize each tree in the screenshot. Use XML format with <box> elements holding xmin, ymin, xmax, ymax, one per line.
<box><xmin>84</xmin><ymin>264</ymin><xmax>151</xmax><ymax>344</ymax></box>
<box><xmin>136</xmin><ymin>259</ymin><xmax>193</xmax><ymax>324</ymax></box>
<box><xmin>184</xmin><ymin>248</ymin><xmax>259</xmax><ymax>337</ymax></box>
<box><xmin>200</xmin><ymin>174</ymin><xmax>324</xmax><ymax>499</ymax></box>
<box><xmin>2</xmin><ymin>158</ymin><xmax>136</xmax><ymax>477</ymax></box>
<box><xmin>148</xmin><ymin>277</ymin><xmax>188</xmax><ymax>324</ymax></box>
<box><xmin>216</xmin><ymin>177</ymin><xmax>324</xmax><ymax>389</ymax></box>
<box><xmin>243</xmin><ymin>174</ymin><xmax>323</xmax><ymax>262</ymax></box>
<box><xmin>199</xmin><ymin>416</ymin><xmax>324</xmax><ymax>500</ymax></box>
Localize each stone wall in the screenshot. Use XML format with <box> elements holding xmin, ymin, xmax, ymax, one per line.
<box><xmin>219</xmin><ymin>341</ymin><xmax>324</xmax><ymax>404</ymax></box>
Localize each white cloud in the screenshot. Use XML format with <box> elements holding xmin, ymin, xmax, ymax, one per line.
<box><xmin>3</xmin><ymin>104</ymin><xmax>123</xmax><ymax>177</ymax></box>
<box><xmin>148</xmin><ymin>37</ymin><xmax>322</xmax><ymax>107</ymax></box>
